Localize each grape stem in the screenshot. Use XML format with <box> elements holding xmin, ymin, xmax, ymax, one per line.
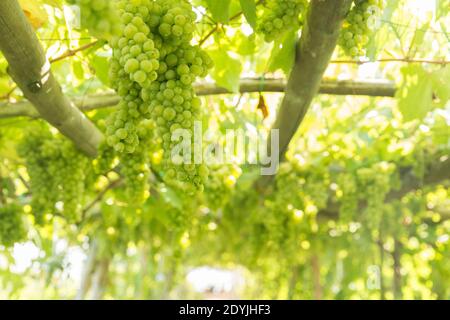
<box><xmin>81</xmin><ymin>178</ymin><xmax>123</xmax><ymax>219</ymax></box>
<box><xmin>331</xmin><ymin>57</ymin><xmax>450</xmax><ymax>65</ymax></box>
<box><xmin>49</xmin><ymin>40</ymin><xmax>102</xmax><ymax>64</ymax></box>
<box><xmin>0</xmin><ymin>0</ymin><xmax>103</xmax><ymax>157</ymax></box>
<box><xmin>0</xmin><ymin>79</ymin><xmax>400</xmax><ymax>119</ymax></box>
<box><xmin>0</xmin><ymin>41</ymin><xmax>102</xmax><ymax>102</ymax></box>
<box><xmin>198</xmin><ymin>0</ymin><xmax>264</xmax><ymax>46</ymax></box>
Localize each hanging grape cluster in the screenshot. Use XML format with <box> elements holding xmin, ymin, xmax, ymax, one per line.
<box><xmin>336</xmin><ymin>172</ymin><xmax>358</xmax><ymax>223</ymax></box>
<box><xmin>120</xmin><ymin>119</ymin><xmax>156</xmax><ymax>203</ymax></box>
<box><xmin>204</xmin><ymin>164</ymin><xmax>241</xmax><ymax>210</ymax></box>
<box><xmin>93</xmin><ymin>141</ymin><xmax>117</xmax><ymax>176</ymax></box>
<box><xmin>0</xmin><ymin>204</ymin><xmax>26</xmax><ymax>248</ymax></box>
<box><xmin>339</xmin><ymin>0</ymin><xmax>386</xmax><ymax>57</ymax></box>
<box><xmin>257</xmin><ymin>0</ymin><xmax>307</xmax><ymax>42</ymax></box>
<box><xmin>107</xmin><ymin>0</ymin><xmax>213</xmax><ymax>194</ymax></box>
<box><xmin>67</xmin><ymin>0</ymin><xmax>121</xmax><ymax>39</ymax></box>
<box><xmin>356</xmin><ymin>161</ymin><xmax>395</xmax><ymax>230</ymax></box>
<box><xmin>18</xmin><ymin>129</ymin><xmax>91</xmax><ymax>223</ymax></box>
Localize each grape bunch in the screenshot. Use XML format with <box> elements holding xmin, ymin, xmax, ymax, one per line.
<box><xmin>66</xmin><ymin>0</ymin><xmax>121</xmax><ymax>39</ymax></box>
<box><xmin>143</xmin><ymin>0</ymin><xmax>213</xmax><ymax>193</ymax></box>
<box><xmin>204</xmin><ymin>164</ymin><xmax>242</xmax><ymax>210</ymax></box>
<box><xmin>336</xmin><ymin>172</ymin><xmax>358</xmax><ymax>223</ymax></box>
<box><xmin>93</xmin><ymin>141</ymin><xmax>117</xmax><ymax>175</ymax></box>
<box><xmin>19</xmin><ymin>128</ymin><xmax>91</xmax><ymax>223</ymax></box>
<box><xmin>339</xmin><ymin>0</ymin><xmax>386</xmax><ymax>57</ymax></box>
<box><xmin>107</xmin><ymin>0</ymin><xmax>161</xmax><ymax>154</ymax></box>
<box><xmin>107</xmin><ymin>0</ymin><xmax>213</xmax><ymax>194</ymax></box>
<box><xmin>120</xmin><ymin>119</ymin><xmax>155</xmax><ymax>203</ymax></box>
<box><xmin>257</xmin><ymin>0</ymin><xmax>307</xmax><ymax>42</ymax></box>
<box><xmin>0</xmin><ymin>204</ymin><xmax>26</xmax><ymax>248</ymax></box>
<box><xmin>356</xmin><ymin>161</ymin><xmax>395</xmax><ymax>230</ymax></box>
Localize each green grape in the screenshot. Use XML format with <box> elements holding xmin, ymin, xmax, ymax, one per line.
<box><xmin>356</xmin><ymin>161</ymin><xmax>394</xmax><ymax>230</ymax></box>
<box><xmin>303</xmin><ymin>172</ymin><xmax>329</xmax><ymax>210</ymax></box>
<box><xmin>105</xmin><ymin>0</ymin><xmax>213</xmax><ymax>196</ymax></box>
<box><xmin>339</xmin><ymin>0</ymin><xmax>386</xmax><ymax>58</ymax></box>
<box><xmin>0</xmin><ymin>204</ymin><xmax>26</xmax><ymax>248</ymax></box>
<box><xmin>204</xmin><ymin>164</ymin><xmax>241</xmax><ymax>210</ymax></box>
<box><xmin>119</xmin><ymin>119</ymin><xmax>155</xmax><ymax>203</ymax></box>
<box><xmin>257</xmin><ymin>0</ymin><xmax>307</xmax><ymax>42</ymax></box>
<box><xmin>19</xmin><ymin>127</ymin><xmax>92</xmax><ymax>223</ymax></box>
<box><xmin>336</xmin><ymin>172</ymin><xmax>358</xmax><ymax>223</ymax></box>
<box><xmin>18</xmin><ymin>129</ymin><xmax>57</xmax><ymax>223</ymax></box>
<box><xmin>139</xmin><ymin>0</ymin><xmax>213</xmax><ymax>193</ymax></box>
<box><xmin>66</xmin><ymin>0</ymin><xmax>121</xmax><ymax>39</ymax></box>
<box><xmin>106</xmin><ymin>0</ymin><xmax>162</xmax><ymax>156</ymax></box>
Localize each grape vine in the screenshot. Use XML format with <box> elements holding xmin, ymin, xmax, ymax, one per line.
<box><xmin>204</xmin><ymin>164</ymin><xmax>241</xmax><ymax>210</ymax></box>
<box><xmin>67</xmin><ymin>0</ymin><xmax>121</xmax><ymax>39</ymax></box>
<box><xmin>107</xmin><ymin>0</ymin><xmax>213</xmax><ymax>195</ymax></box>
<box><xmin>18</xmin><ymin>127</ymin><xmax>92</xmax><ymax>223</ymax></box>
<box><xmin>339</xmin><ymin>0</ymin><xmax>386</xmax><ymax>57</ymax></box>
<box><xmin>0</xmin><ymin>204</ymin><xmax>26</xmax><ymax>248</ymax></box>
<box><xmin>257</xmin><ymin>0</ymin><xmax>307</xmax><ymax>42</ymax></box>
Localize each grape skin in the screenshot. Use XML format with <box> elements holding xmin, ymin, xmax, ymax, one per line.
<box><xmin>67</xmin><ymin>0</ymin><xmax>121</xmax><ymax>39</ymax></box>
<box><xmin>339</xmin><ymin>0</ymin><xmax>386</xmax><ymax>58</ymax></box>
<box><xmin>18</xmin><ymin>128</ymin><xmax>91</xmax><ymax>223</ymax></box>
<box><xmin>0</xmin><ymin>204</ymin><xmax>26</xmax><ymax>248</ymax></box>
<box><xmin>257</xmin><ymin>0</ymin><xmax>307</xmax><ymax>42</ymax></box>
<box><xmin>106</xmin><ymin>0</ymin><xmax>213</xmax><ymax>195</ymax></box>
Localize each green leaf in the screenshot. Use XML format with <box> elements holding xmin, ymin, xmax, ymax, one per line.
<box><xmin>396</xmin><ymin>65</ymin><xmax>433</xmax><ymax>121</ymax></box>
<box><xmin>365</xmin><ymin>32</ymin><xmax>378</xmax><ymax>61</ymax></box>
<box><xmin>432</xmin><ymin>112</ymin><xmax>450</xmax><ymax>145</ymax></box>
<box><xmin>239</xmin><ymin>0</ymin><xmax>257</xmax><ymax>28</ymax></box>
<box><xmin>382</xmin><ymin>0</ymin><xmax>400</xmax><ymax>21</ymax></box>
<box><xmin>205</xmin><ymin>0</ymin><xmax>231</xmax><ymax>23</ymax></box>
<box><xmin>157</xmin><ymin>184</ymin><xmax>183</xmax><ymax>210</ymax></box>
<box><xmin>436</xmin><ymin>0</ymin><xmax>449</xmax><ymax>20</ymax></box>
<box><xmin>431</xmin><ymin>65</ymin><xmax>450</xmax><ymax>107</ymax></box>
<box><xmin>237</xmin><ymin>33</ymin><xmax>256</xmax><ymax>56</ymax></box>
<box><xmin>71</xmin><ymin>60</ymin><xmax>84</xmax><ymax>81</ymax></box>
<box><xmin>91</xmin><ymin>55</ymin><xmax>109</xmax><ymax>85</ymax></box>
<box><xmin>406</xmin><ymin>21</ymin><xmax>430</xmax><ymax>57</ymax></box>
<box><xmin>42</xmin><ymin>0</ymin><xmax>63</xmax><ymax>8</ymax></box>
<box><xmin>267</xmin><ymin>31</ymin><xmax>297</xmax><ymax>74</ymax></box>
<box><xmin>209</xmin><ymin>49</ymin><xmax>242</xmax><ymax>93</ymax></box>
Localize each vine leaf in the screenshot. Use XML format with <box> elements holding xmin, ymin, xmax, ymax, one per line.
<box><xmin>267</xmin><ymin>31</ymin><xmax>297</xmax><ymax>74</ymax></box>
<box><xmin>239</xmin><ymin>0</ymin><xmax>257</xmax><ymax>28</ymax></box>
<box><xmin>397</xmin><ymin>65</ymin><xmax>450</xmax><ymax>121</ymax></box>
<box><xmin>397</xmin><ymin>66</ymin><xmax>433</xmax><ymax>121</ymax></box>
<box><xmin>19</xmin><ymin>0</ymin><xmax>47</xmax><ymax>29</ymax></box>
<box><xmin>431</xmin><ymin>65</ymin><xmax>450</xmax><ymax>107</ymax></box>
<box><xmin>436</xmin><ymin>0</ymin><xmax>449</xmax><ymax>20</ymax></box>
<box><xmin>257</xmin><ymin>94</ymin><xmax>269</xmax><ymax>119</ymax></box>
<box><xmin>205</xmin><ymin>0</ymin><xmax>231</xmax><ymax>23</ymax></box>
<box><xmin>209</xmin><ymin>50</ymin><xmax>242</xmax><ymax>93</ymax></box>
<box><xmin>72</xmin><ymin>61</ymin><xmax>84</xmax><ymax>81</ymax></box>
<box><xmin>91</xmin><ymin>56</ymin><xmax>110</xmax><ymax>86</ymax></box>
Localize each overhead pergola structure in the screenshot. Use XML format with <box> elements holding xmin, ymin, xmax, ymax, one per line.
<box><xmin>0</xmin><ymin>0</ymin><xmax>389</xmax><ymax>160</ymax></box>
<box><xmin>0</xmin><ymin>0</ymin><xmax>448</xmax><ymax>208</ymax></box>
<box><xmin>0</xmin><ymin>78</ymin><xmax>398</xmax><ymax>119</ymax></box>
<box><xmin>0</xmin><ymin>0</ymin><xmax>103</xmax><ymax>157</ymax></box>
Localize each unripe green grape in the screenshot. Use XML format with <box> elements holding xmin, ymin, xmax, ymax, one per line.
<box><xmin>257</xmin><ymin>0</ymin><xmax>307</xmax><ymax>42</ymax></box>
<box><xmin>163</xmin><ymin>108</ymin><xmax>177</xmax><ymax>121</ymax></box>
<box><xmin>124</xmin><ymin>24</ymin><xmax>138</xmax><ymax>38</ymax></box>
<box><xmin>177</xmin><ymin>64</ymin><xmax>190</xmax><ymax>75</ymax></box>
<box><xmin>124</xmin><ymin>58</ymin><xmax>139</xmax><ymax>73</ymax></box>
<box><xmin>109</xmin><ymin>0</ymin><xmax>213</xmax><ymax>194</ymax></box>
<box><xmin>19</xmin><ymin>128</ymin><xmax>91</xmax><ymax>223</ymax></box>
<box><xmin>67</xmin><ymin>0</ymin><xmax>120</xmax><ymax>39</ymax></box>
<box><xmin>0</xmin><ymin>204</ymin><xmax>26</xmax><ymax>247</ymax></box>
<box><xmin>339</xmin><ymin>0</ymin><xmax>386</xmax><ymax>58</ymax></box>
